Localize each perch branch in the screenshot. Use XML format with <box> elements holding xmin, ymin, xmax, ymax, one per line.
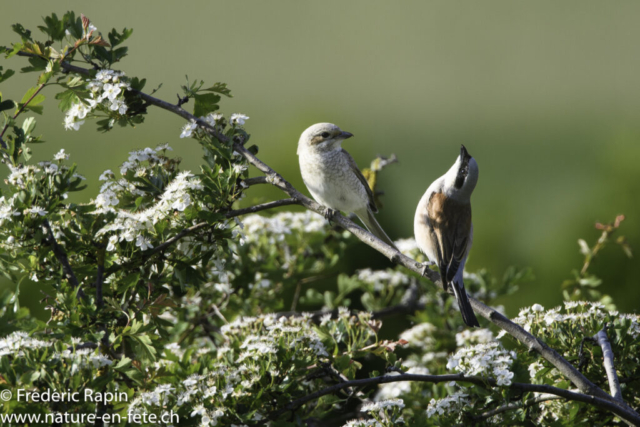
<box><xmin>594</xmin><ymin>326</ymin><xmax>623</xmax><ymax>402</ymax></box>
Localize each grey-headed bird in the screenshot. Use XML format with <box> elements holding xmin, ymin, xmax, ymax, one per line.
<box><xmin>297</xmin><ymin>123</ymin><xmax>396</xmax><ymax>249</ymax></box>
<box><xmin>414</xmin><ymin>145</ymin><xmax>480</xmax><ymax>327</ymax></box>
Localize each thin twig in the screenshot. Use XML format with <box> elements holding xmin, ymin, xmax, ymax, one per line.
<box><xmin>243</xmin><ymin>176</ymin><xmax>268</xmax><ymax>186</ymax></box>
<box><xmin>0</xmin><ymin>82</ymin><xmax>46</xmax><ymax>144</ymax></box>
<box><xmin>42</xmin><ymin>219</ymin><xmax>84</xmax><ymax>298</ymax></box>
<box><xmin>225</xmin><ymin>198</ymin><xmax>299</xmax><ymax>217</ymax></box>
<box><xmin>594</xmin><ymin>326</ymin><xmax>623</xmax><ymax>402</ymax></box>
<box><xmin>474</xmin><ymin>394</ymin><xmax>563</xmax><ymax>421</ymax></box>
<box><xmin>96</xmin><ymin>247</ymin><xmax>105</xmax><ymax>308</ymax></box>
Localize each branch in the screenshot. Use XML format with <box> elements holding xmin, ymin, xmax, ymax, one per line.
<box><xmin>268</xmin><ymin>373</ymin><xmax>640</xmax><ymax>425</ymax></box>
<box><xmin>225</xmin><ymin>198</ymin><xmax>299</xmax><ymax>217</ymax></box>
<box><xmin>594</xmin><ymin>326</ymin><xmax>623</xmax><ymax>402</ymax></box>
<box><xmin>243</xmin><ymin>176</ymin><xmax>269</xmax><ymax>187</ymax></box>
<box><xmin>96</xmin><ymin>245</ymin><xmax>106</xmax><ymax>308</ymax></box>
<box><xmin>43</xmin><ymin>219</ymin><xmax>85</xmax><ymax>298</ymax></box>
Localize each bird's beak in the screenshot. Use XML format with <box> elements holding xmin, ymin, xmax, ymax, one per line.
<box><xmin>340</xmin><ymin>131</ymin><xmax>354</xmax><ymax>140</ymax></box>
<box><xmin>460</xmin><ymin>144</ymin><xmax>471</xmax><ymax>160</ymax></box>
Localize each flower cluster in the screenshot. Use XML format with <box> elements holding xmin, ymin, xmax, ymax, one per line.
<box><xmin>97</xmin><ymin>169</ymin><xmax>204</xmax><ymax>251</ymax></box>
<box><xmin>399</xmin><ymin>322</ymin><xmax>437</xmax><ymax>351</ymax></box>
<box><xmin>376</xmin><ymin>363</ymin><xmax>430</xmax><ymax>400</ymax></box>
<box><xmin>455</xmin><ymin>328</ymin><xmax>494</xmax><ymax>347</ymax></box>
<box><xmin>0</xmin><ymin>332</ymin><xmax>53</xmax><ymax>357</ymax></box>
<box><xmin>446</xmin><ymin>341</ymin><xmax>515</xmax><ymax>386</ymax></box>
<box><xmin>506</xmin><ymin>301</ymin><xmax>639</xmax><ymax>339</ymax></box>
<box><xmin>179</xmin><ymin>112</ymin><xmax>249</xmax><ymax>139</ymax></box>
<box><xmin>65</xmin><ymin>69</ymin><xmax>131</xmax><ymax>131</ymax></box>
<box><xmin>93</xmin><ymin>145</ymin><xmax>206</xmax><ymax>252</ymax></box>
<box><xmin>241</xmin><ymin>211</ymin><xmax>327</xmax><ymax>245</ymax></box>
<box><xmin>357</xmin><ymin>269</ymin><xmax>410</xmax><ymax>291</ymax></box>
<box><xmin>393</xmin><ymin>237</ymin><xmax>423</xmax><ymax>259</ymax></box>
<box><xmin>426</xmin><ymin>390</ymin><xmax>470</xmax><ymax>418</ymax></box>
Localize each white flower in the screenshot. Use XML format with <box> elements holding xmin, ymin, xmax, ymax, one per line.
<box><xmin>156</xmin><ymin>143</ymin><xmax>173</xmax><ymax>152</ymax></box>
<box><xmin>191</xmin><ymin>405</ymin><xmax>207</xmax><ymax>417</ymax></box>
<box><xmin>426</xmin><ymin>391</ymin><xmax>470</xmax><ymax>418</ymax></box>
<box><xmin>54</xmin><ymin>149</ymin><xmax>69</xmax><ymax>161</ymax></box>
<box><xmin>230</xmin><ymin>113</ymin><xmax>249</xmax><ymax>126</ymax></box>
<box><xmin>26</xmin><ymin>206</ymin><xmax>47</xmax><ymax>217</ymax></box>
<box><xmin>64</xmin><ymin>115</ymin><xmax>84</xmax><ymax>131</ymax></box>
<box><xmin>99</xmin><ymin>170</ymin><xmax>114</xmax><ymax>181</ymax></box>
<box><xmin>233</xmin><ymin>164</ymin><xmax>247</xmax><ymax>174</ymax></box>
<box><xmin>135</xmin><ymin>235</ymin><xmax>152</xmax><ymax>251</ymax></box>
<box><xmin>532</xmin><ymin>303</ymin><xmax>544</xmax><ymax>312</ymax></box>
<box><xmin>361</xmin><ymin>398</ymin><xmax>405</xmax><ymax>412</ymax></box>
<box><xmin>106</xmin><ymin>235</ymin><xmax>119</xmax><ymax>252</ymax></box>
<box><xmin>101</xmin><ymin>83</ymin><xmax>121</xmax><ymax>102</ymax></box>
<box><xmin>110</xmin><ymin>99</ymin><xmax>128</xmax><ymax>114</ymax></box>
<box><xmin>180</xmin><ymin>121</ymin><xmax>198</xmax><ymax>138</ymax></box>
<box><xmin>204</xmin><ymin>112</ymin><xmax>223</xmax><ymax>125</ymax></box>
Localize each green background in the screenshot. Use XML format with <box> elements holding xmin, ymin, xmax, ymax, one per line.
<box><xmin>1</xmin><ymin>1</ymin><xmax>639</xmax><ymax>319</ymax></box>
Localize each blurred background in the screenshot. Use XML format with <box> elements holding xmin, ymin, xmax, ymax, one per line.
<box><xmin>1</xmin><ymin>1</ymin><xmax>639</xmax><ymax>320</ymax></box>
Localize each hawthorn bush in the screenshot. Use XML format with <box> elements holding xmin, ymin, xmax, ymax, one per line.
<box><xmin>0</xmin><ymin>12</ymin><xmax>638</xmax><ymax>427</ymax></box>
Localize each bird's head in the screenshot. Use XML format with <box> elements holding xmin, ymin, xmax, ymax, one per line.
<box><xmin>297</xmin><ymin>123</ymin><xmax>353</xmax><ymax>155</ymax></box>
<box><xmin>443</xmin><ymin>145</ymin><xmax>479</xmax><ymax>201</ymax></box>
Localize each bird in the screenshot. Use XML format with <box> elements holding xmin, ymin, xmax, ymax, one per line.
<box><xmin>414</xmin><ymin>145</ymin><xmax>480</xmax><ymax>327</ymax></box>
<box><xmin>297</xmin><ymin>123</ymin><xmax>396</xmax><ymax>249</ymax></box>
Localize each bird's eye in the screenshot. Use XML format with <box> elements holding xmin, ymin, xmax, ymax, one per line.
<box><xmin>321</xmin><ymin>132</ymin><xmax>330</xmax><ymax>138</ymax></box>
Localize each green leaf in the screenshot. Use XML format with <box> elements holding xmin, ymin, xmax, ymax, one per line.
<box><xmin>0</xmin><ymin>67</ymin><xmax>15</xmax><ymax>84</ymax></box>
<box><xmin>108</xmin><ymin>28</ymin><xmax>133</xmax><ymax>47</ymax></box>
<box><xmin>12</xmin><ymin>23</ymin><xmax>32</xmax><ymax>42</ymax></box>
<box><xmin>55</xmin><ymin>89</ymin><xmax>79</xmax><ymax>112</ymax></box>
<box><xmin>18</xmin><ymin>86</ymin><xmax>45</xmax><ymax>115</ymax></box>
<box><xmin>20</xmin><ymin>56</ymin><xmax>48</xmax><ymax>73</ymax></box>
<box><xmin>193</xmin><ymin>93</ymin><xmax>221</xmax><ymax>117</ymax></box>
<box><xmin>38</xmin><ymin>13</ymin><xmax>66</xmax><ymax>41</ymax></box>
<box><xmin>22</xmin><ymin>117</ymin><xmax>36</xmax><ymax>135</ymax></box>
<box><xmin>0</xmin><ymin>99</ymin><xmax>15</xmax><ymax>112</ymax></box>
<box><xmin>202</xmin><ymin>82</ymin><xmax>232</xmax><ymax>97</ymax></box>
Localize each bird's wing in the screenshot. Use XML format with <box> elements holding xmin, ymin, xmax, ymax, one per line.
<box><xmin>341</xmin><ymin>148</ymin><xmax>377</xmax><ymax>213</ymax></box>
<box><xmin>427</xmin><ymin>193</ymin><xmax>472</xmax><ymax>283</ymax></box>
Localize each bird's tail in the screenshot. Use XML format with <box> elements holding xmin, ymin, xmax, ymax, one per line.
<box><xmin>450</xmin><ymin>280</ymin><xmax>480</xmax><ymax>327</ymax></box>
<box><xmin>355</xmin><ymin>208</ymin><xmax>398</xmax><ymax>251</ymax></box>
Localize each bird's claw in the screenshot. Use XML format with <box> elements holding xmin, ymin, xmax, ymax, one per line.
<box><xmin>322</xmin><ymin>207</ymin><xmax>338</xmax><ymax>222</ymax></box>
<box><xmin>421</xmin><ymin>261</ymin><xmax>435</xmax><ymax>277</ymax></box>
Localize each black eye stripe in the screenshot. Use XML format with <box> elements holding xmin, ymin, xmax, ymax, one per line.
<box><xmin>321</xmin><ymin>132</ymin><xmax>330</xmax><ymax>138</ymax></box>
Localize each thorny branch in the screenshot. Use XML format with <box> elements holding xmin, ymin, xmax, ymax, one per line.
<box><xmin>15</xmin><ymin>52</ymin><xmax>640</xmax><ymax>425</ymax></box>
